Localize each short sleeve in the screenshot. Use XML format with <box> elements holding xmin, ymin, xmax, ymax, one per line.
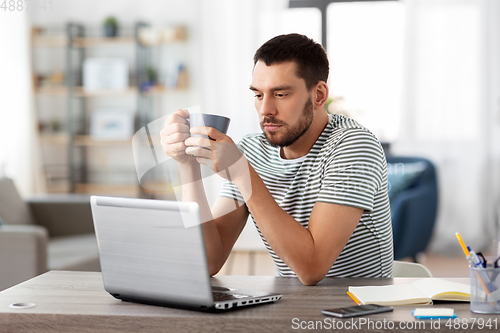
<box><xmin>318</xmin><ymin>129</ymin><xmax>385</xmax><ymax>212</ymax></box>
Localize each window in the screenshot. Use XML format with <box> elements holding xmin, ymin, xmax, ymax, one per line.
<box><xmin>281</xmin><ymin>8</ymin><xmax>322</xmax><ymax>44</ymax></box>
<box><xmin>411</xmin><ymin>2</ymin><xmax>481</xmax><ymax>142</ymax></box>
<box><xmin>327</xmin><ymin>1</ymin><xmax>405</xmax><ymax>142</ymax></box>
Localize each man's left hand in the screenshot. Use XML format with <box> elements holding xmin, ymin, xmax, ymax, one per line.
<box><xmin>185</xmin><ymin>126</ymin><xmax>247</xmax><ymax>182</ymax></box>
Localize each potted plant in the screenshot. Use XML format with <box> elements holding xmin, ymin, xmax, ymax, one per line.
<box><xmin>147</xmin><ymin>67</ymin><xmax>158</xmax><ymax>85</ymax></box>
<box><xmin>139</xmin><ymin>66</ymin><xmax>158</xmax><ymax>92</ymax></box>
<box><xmin>103</xmin><ymin>17</ymin><xmax>119</xmax><ymax>37</ymax></box>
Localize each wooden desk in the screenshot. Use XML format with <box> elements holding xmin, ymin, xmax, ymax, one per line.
<box><xmin>0</xmin><ymin>271</ymin><xmax>498</xmax><ymax>332</ymax></box>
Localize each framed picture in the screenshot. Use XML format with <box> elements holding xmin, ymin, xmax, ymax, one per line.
<box><xmin>83</xmin><ymin>58</ymin><xmax>129</xmax><ymax>91</ymax></box>
<box><xmin>90</xmin><ymin>108</ymin><xmax>134</xmax><ymax>140</ymax></box>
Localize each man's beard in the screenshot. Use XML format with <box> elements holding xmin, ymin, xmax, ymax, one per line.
<box><xmin>261</xmin><ymin>98</ymin><xmax>314</xmax><ymax>148</ymax></box>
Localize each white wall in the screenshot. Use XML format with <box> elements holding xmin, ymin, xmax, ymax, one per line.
<box><xmin>484</xmin><ymin>0</ymin><xmax>500</xmax><ymax>255</ymax></box>
<box><xmin>395</xmin><ymin>0</ymin><xmax>500</xmax><ymax>255</ymax></box>
<box><xmin>0</xmin><ymin>10</ymin><xmax>43</xmax><ymax>195</ymax></box>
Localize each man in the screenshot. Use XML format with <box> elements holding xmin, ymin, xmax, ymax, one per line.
<box><xmin>160</xmin><ymin>33</ymin><xmax>393</xmax><ymax>285</ymax></box>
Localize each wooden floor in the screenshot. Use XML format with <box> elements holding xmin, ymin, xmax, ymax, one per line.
<box><xmin>216</xmin><ymin>251</ymin><xmax>471</xmax><ymax>277</ymax></box>
<box><xmin>412</xmin><ymin>253</ymin><xmax>470</xmax><ymax>278</ymax></box>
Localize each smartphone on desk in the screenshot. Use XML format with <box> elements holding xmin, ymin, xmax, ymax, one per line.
<box><xmin>321</xmin><ymin>304</ymin><xmax>393</xmax><ymax>318</ymax></box>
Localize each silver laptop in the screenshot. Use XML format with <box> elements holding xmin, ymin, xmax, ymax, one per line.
<box><xmin>90</xmin><ymin>196</ymin><xmax>282</xmax><ymax>311</ymax></box>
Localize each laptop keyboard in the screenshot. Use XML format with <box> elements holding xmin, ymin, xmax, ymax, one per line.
<box><xmin>212</xmin><ymin>292</ymin><xmax>251</xmax><ymax>301</ymax></box>
<box><xmin>212</xmin><ymin>292</ymin><xmax>238</xmax><ymax>302</ymax></box>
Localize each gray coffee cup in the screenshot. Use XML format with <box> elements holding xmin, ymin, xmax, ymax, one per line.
<box><xmin>189</xmin><ymin>113</ymin><xmax>230</xmax><ymax>140</ymax></box>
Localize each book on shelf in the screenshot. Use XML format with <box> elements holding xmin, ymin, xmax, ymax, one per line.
<box><xmin>347</xmin><ymin>278</ymin><xmax>470</xmax><ymax>306</ymax></box>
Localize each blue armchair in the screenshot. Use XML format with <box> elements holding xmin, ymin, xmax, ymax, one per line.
<box><xmin>386</xmin><ymin>156</ymin><xmax>438</xmax><ymax>261</ymax></box>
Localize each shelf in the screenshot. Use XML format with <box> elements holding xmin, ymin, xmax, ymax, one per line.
<box><xmin>40</xmin><ymin>133</ymin><xmax>69</xmax><ymax>145</ymax></box>
<box><xmin>75</xmin><ymin>183</ymin><xmax>140</xmax><ymax>196</ymax></box>
<box><xmin>72</xmin><ymin>86</ymin><xmax>185</xmax><ymax>97</ymax></box>
<box><xmin>140</xmin><ymin>182</ymin><xmax>176</xmax><ymax>195</ymax></box>
<box><xmin>35</xmin><ymin>85</ymin><xmax>67</xmax><ymax>95</ymax></box>
<box><xmin>72</xmin><ymin>37</ymin><xmax>136</xmax><ymax>48</ymax></box>
<box><xmin>36</xmin><ymin>86</ymin><xmax>137</xmax><ymax>96</ymax></box>
<box><xmin>142</xmin><ymin>86</ymin><xmax>186</xmax><ymax>95</ymax></box>
<box><xmin>59</xmin><ymin>182</ymin><xmax>173</xmax><ymax>198</ymax></box>
<box><xmin>35</xmin><ymin>86</ymin><xmax>186</xmax><ymax>97</ymax></box>
<box><xmin>73</xmin><ymin>86</ymin><xmax>137</xmax><ymax>97</ymax></box>
<box><xmin>33</xmin><ymin>35</ymin><xmax>187</xmax><ymax>48</ymax></box>
<box><xmin>33</xmin><ymin>36</ymin><xmax>187</xmax><ymax>48</ymax></box>
<box><xmin>73</xmin><ymin>136</ymin><xmax>132</xmax><ymax>146</ymax></box>
<box><xmin>46</xmin><ymin>182</ymin><xmax>71</xmax><ymax>194</ymax></box>
<box><xmin>32</xmin><ymin>36</ymin><xmax>67</xmax><ymax>48</ymax></box>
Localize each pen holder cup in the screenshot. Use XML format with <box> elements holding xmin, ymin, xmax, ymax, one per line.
<box><xmin>470</xmin><ymin>266</ymin><xmax>500</xmax><ymax>314</ymax></box>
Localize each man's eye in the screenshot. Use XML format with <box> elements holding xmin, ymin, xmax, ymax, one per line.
<box><xmin>254</xmin><ymin>94</ymin><xmax>263</xmax><ymax>99</ymax></box>
<box><xmin>276</xmin><ymin>93</ymin><xmax>287</xmax><ymax>98</ymax></box>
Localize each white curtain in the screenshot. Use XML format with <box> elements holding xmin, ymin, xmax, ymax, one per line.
<box><xmin>196</xmin><ymin>0</ymin><xmax>287</xmax><ymax>206</ymax></box>
<box><xmin>395</xmin><ymin>0</ymin><xmax>500</xmax><ymax>254</ymax></box>
<box><xmin>194</xmin><ymin>0</ymin><xmax>287</xmax><ymax>250</ymax></box>
<box><xmin>0</xmin><ymin>10</ymin><xmax>45</xmax><ymax>196</ymax></box>
<box><xmin>197</xmin><ymin>0</ymin><xmax>288</xmax><ymax>144</ymax></box>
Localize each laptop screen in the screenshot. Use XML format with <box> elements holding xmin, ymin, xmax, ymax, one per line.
<box><xmin>91</xmin><ymin>196</ymin><xmax>213</xmax><ymax>307</ymax></box>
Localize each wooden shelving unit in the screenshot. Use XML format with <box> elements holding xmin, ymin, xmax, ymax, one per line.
<box><xmin>32</xmin><ymin>22</ymin><xmax>190</xmax><ymax>197</ymax></box>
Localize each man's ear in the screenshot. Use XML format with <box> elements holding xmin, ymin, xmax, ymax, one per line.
<box><xmin>313</xmin><ymin>81</ymin><xmax>329</xmax><ymax>109</ymax></box>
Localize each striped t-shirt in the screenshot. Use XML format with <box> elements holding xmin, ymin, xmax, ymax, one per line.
<box><xmin>220</xmin><ymin>113</ymin><xmax>393</xmax><ymax>278</ymax></box>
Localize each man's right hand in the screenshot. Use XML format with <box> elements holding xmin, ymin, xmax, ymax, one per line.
<box><xmin>160</xmin><ymin>109</ymin><xmax>196</xmax><ymax>165</ymax></box>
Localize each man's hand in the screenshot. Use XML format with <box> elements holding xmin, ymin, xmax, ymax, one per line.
<box><xmin>185</xmin><ymin>126</ymin><xmax>247</xmax><ymax>182</ymax></box>
<box><xmin>160</xmin><ymin>109</ymin><xmax>196</xmax><ymax>165</ymax></box>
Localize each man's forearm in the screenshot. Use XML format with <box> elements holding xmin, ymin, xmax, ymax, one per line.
<box><xmin>179</xmin><ymin>162</ymin><xmax>212</xmax><ymax>222</ymax></box>
<box><xmin>178</xmin><ymin>162</ymin><xmax>225</xmax><ymax>274</ymax></box>
<box><xmin>232</xmin><ymin>164</ymin><xmax>325</xmax><ymax>285</ymax></box>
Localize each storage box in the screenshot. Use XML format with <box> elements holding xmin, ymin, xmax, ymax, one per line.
<box><xmin>90</xmin><ymin>108</ymin><xmax>134</xmax><ymax>140</ymax></box>
<box><xmin>83</xmin><ymin>58</ymin><xmax>128</xmax><ymax>91</ymax></box>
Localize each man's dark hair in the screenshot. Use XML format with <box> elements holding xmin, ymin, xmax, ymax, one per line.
<box><xmin>253</xmin><ymin>33</ymin><xmax>329</xmax><ymax>90</ymax></box>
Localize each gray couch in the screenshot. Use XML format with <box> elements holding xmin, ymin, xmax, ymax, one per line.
<box><xmin>0</xmin><ymin>177</ymin><xmax>99</xmax><ymax>291</ymax></box>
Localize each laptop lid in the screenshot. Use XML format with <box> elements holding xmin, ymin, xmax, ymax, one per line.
<box><xmin>91</xmin><ymin>196</ymin><xmax>214</xmax><ymax>308</ymax></box>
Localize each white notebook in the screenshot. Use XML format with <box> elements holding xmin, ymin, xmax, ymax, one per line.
<box><xmin>348</xmin><ymin>278</ymin><xmax>470</xmax><ymax>306</ymax></box>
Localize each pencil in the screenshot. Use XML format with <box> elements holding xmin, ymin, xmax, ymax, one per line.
<box><xmin>456</xmin><ymin>233</ymin><xmax>470</xmax><ymax>257</ymax></box>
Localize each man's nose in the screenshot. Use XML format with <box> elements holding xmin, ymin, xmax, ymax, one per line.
<box><xmin>259</xmin><ymin>96</ymin><xmax>276</xmax><ymax>117</ymax></box>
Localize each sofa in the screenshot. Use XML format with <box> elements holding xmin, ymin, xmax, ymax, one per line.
<box><xmin>386</xmin><ymin>156</ymin><xmax>439</xmax><ymax>261</ymax></box>
<box><xmin>0</xmin><ymin>177</ymin><xmax>99</xmax><ymax>290</ymax></box>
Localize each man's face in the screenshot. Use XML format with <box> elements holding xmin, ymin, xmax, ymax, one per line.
<box><xmin>250</xmin><ymin>61</ymin><xmax>315</xmax><ymax>148</ymax></box>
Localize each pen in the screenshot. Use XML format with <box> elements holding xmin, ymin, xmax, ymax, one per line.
<box><xmin>456</xmin><ymin>233</ymin><xmax>485</xmax><ymax>269</ymax></box>
<box><xmin>467</xmin><ymin>247</ymin><xmax>498</xmax><ymax>293</ymax></box>
<box><xmin>456</xmin><ymin>232</ymin><xmax>499</xmax><ymax>308</ymax></box>
<box><xmin>467</xmin><ymin>247</ymin><xmax>485</xmax><ymax>268</ymax></box>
